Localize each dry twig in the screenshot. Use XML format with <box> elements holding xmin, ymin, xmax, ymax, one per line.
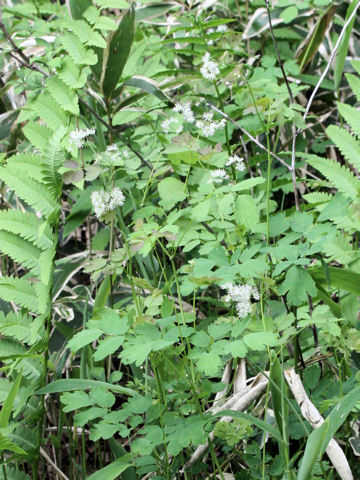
<box><xmin>285</xmin><ymin>368</ymin><xmax>354</xmax><ymax>480</ymax></box>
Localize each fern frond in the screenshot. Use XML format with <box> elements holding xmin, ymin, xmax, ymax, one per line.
<box><xmin>0</xmin><ymin>276</ymin><xmax>39</xmax><ymax>313</ymax></box>
<box><xmin>303</xmin><ymin>153</ymin><xmax>360</xmax><ymax>200</ymax></box>
<box><xmin>0</xmin><ymin>167</ymin><xmax>57</xmax><ymax>215</ymax></box>
<box><xmin>346</xmin><ymin>73</ymin><xmax>360</xmax><ymax>102</ymax></box>
<box><xmin>318</xmin><ymin>193</ymin><xmax>360</xmax><ymax>233</ymax></box>
<box><xmin>64</xmin><ymin>19</ymin><xmax>106</xmax><ymax>48</ymax></box>
<box><xmin>61</xmin><ymin>32</ymin><xmax>97</xmax><ymax>66</ymax></box>
<box><xmin>0</xmin><ymin>311</ymin><xmax>34</xmax><ymax>345</ymax></box>
<box><xmin>0</xmin><ymin>230</ymin><xmax>42</xmax><ymax>270</ymax></box>
<box><xmin>16</xmin><ymin>358</ymin><xmax>43</xmax><ymax>380</ymax></box>
<box><xmin>46</xmin><ymin>77</ymin><xmax>79</xmax><ymax>116</ymax></box>
<box><xmin>42</xmin><ymin>130</ymin><xmax>65</xmax><ymax>197</ymax></box>
<box><xmin>23</xmin><ymin>121</ymin><xmax>53</xmax><ymax>154</ymax></box>
<box><xmin>326</xmin><ymin>124</ymin><xmax>360</xmax><ymax>172</ymax></box>
<box><xmin>0</xmin><ymin>210</ymin><xmax>53</xmax><ymax>250</ymax></box>
<box><xmin>58</xmin><ymin>57</ymin><xmax>89</xmax><ymax>89</ymax></box>
<box><xmin>32</xmin><ymin>95</ymin><xmax>68</xmax><ymax>132</ymax></box>
<box><xmin>337</xmin><ymin>102</ymin><xmax>360</xmax><ymax>138</ymax></box>
<box><xmin>6</xmin><ymin>153</ymin><xmax>43</xmax><ymax>182</ymax></box>
<box><xmin>0</xmin><ymin>338</ymin><xmax>26</xmax><ymax>359</ymax></box>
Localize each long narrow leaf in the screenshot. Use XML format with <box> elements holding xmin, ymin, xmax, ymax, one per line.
<box><xmin>86</xmin><ymin>455</ymin><xmax>132</xmax><ymax>480</ymax></box>
<box><xmin>0</xmin><ymin>371</ymin><xmax>22</xmax><ymax>428</ymax></box>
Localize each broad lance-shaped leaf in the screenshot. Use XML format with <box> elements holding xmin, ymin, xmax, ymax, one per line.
<box><xmin>68</xmin><ymin>0</ymin><xmax>92</xmax><ymax>20</ymax></box>
<box><xmin>334</xmin><ymin>0</ymin><xmax>358</xmax><ymax>90</ymax></box>
<box><xmin>86</xmin><ymin>454</ymin><xmax>133</xmax><ymax>480</ymax></box>
<box><xmin>96</xmin><ymin>5</ymin><xmax>135</xmax><ymax>99</ymax></box>
<box><xmin>298</xmin><ymin>385</ymin><xmax>360</xmax><ymax>480</ymax></box>
<box><xmin>120</xmin><ymin>76</ymin><xmax>170</xmax><ymax>104</ymax></box>
<box><xmin>309</xmin><ymin>266</ymin><xmax>360</xmax><ymax>296</ymax></box>
<box><xmin>296</xmin><ymin>5</ymin><xmax>336</xmax><ymax>71</ymax></box>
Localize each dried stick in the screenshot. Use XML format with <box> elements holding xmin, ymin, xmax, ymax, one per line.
<box><xmin>207</xmin><ymin>103</ymin><xmax>292</xmax><ymax>172</ymax></box>
<box><xmin>182</xmin><ymin>375</ymin><xmax>268</xmax><ymax>470</ymax></box>
<box><xmin>265</xmin><ymin>0</ymin><xmax>299</xmax><ymax>210</ymax></box>
<box><xmin>212</xmin><ymin>360</ymin><xmax>233</xmax><ymax>408</ymax></box>
<box><xmin>40</xmin><ymin>447</ymin><xmax>70</xmax><ymax>480</ymax></box>
<box><xmin>233</xmin><ymin>358</ymin><xmax>246</xmax><ymax>394</ymax></box>
<box><xmin>284</xmin><ymin>368</ymin><xmax>353</xmax><ymax>480</ymax></box>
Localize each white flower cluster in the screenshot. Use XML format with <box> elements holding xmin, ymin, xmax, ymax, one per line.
<box><xmin>226</xmin><ymin>154</ymin><xmax>245</xmax><ymax>171</ymax></box>
<box><xmin>69</xmin><ymin>128</ymin><xmax>95</xmax><ymax>149</ymax></box>
<box><xmin>161</xmin><ymin>117</ymin><xmax>183</xmax><ymax>134</ymax></box>
<box><xmin>200</xmin><ymin>52</ymin><xmax>220</xmax><ymax>81</ymax></box>
<box><xmin>208</xmin><ymin>169</ymin><xmax>229</xmax><ymax>184</ymax></box>
<box><xmin>106</xmin><ymin>144</ymin><xmax>118</xmax><ymax>152</ymax></box>
<box><xmin>91</xmin><ymin>187</ymin><xmax>125</xmax><ymax>218</ymax></box>
<box><xmin>161</xmin><ymin>102</ymin><xmax>195</xmax><ymax>134</ymax></box>
<box><xmin>221</xmin><ymin>282</ymin><xmax>260</xmax><ymax>319</ymax></box>
<box><xmin>196</xmin><ymin>112</ymin><xmax>226</xmax><ymax>137</ymax></box>
<box><xmin>173</xmin><ymin>102</ymin><xmax>195</xmax><ymax>123</ymax></box>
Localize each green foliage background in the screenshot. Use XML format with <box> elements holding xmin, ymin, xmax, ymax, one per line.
<box><xmin>0</xmin><ymin>0</ymin><xmax>359</xmax><ymax>479</ymax></box>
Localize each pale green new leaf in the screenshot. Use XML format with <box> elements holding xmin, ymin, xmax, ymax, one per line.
<box><xmin>304</xmin><ymin>153</ymin><xmax>359</xmax><ymax>200</ymax></box>
<box><xmin>68</xmin><ymin>329</ymin><xmax>103</xmax><ymax>352</ymax></box>
<box><xmin>0</xmin><ymin>277</ymin><xmax>39</xmax><ymax>313</ymax></box>
<box><xmin>327</xmin><ymin>124</ymin><xmax>360</xmax><ymax>172</ymax></box>
<box><xmin>47</xmin><ymin>77</ymin><xmax>79</xmax><ymax>116</ymax></box>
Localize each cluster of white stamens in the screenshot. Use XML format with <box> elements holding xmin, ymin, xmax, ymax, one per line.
<box><xmin>161</xmin><ymin>117</ymin><xmax>183</xmax><ymax>134</ymax></box>
<box><xmin>200</xmin><ymin>52</ymin><xmax>220</xmax><ymax>81</ymax></box>
<box><xmin>69</xmin><ymin>128</ymin><xmax>96</xmax><ymax>149</ymax></box>
<box><xmin>196</xmin><ymin>112</ymin><xmax>226</xmax><ymax>137</ymax></box>
<box><xmin>91</xmin><ymin>187</ymin><xmax>125</xmax><ymax>218</ymax></box>
<box><xmin>173</xmin><ymin>102</ymin><xmax>195</xmax><ymax>123</ymax></box>
<box><xmin>226</xmin><ymin>154</ymin><xmax>245</xmax><ymax>171</ymax></box>
<box><xmin>208</xmin><ymin>169</ymin><xmax>229</xmax><ymax>184</ymax></box>
<box><xmin>221</xmin><ymin>282</ymin><xmax>260</xmax><ymax>319</ymax></box>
